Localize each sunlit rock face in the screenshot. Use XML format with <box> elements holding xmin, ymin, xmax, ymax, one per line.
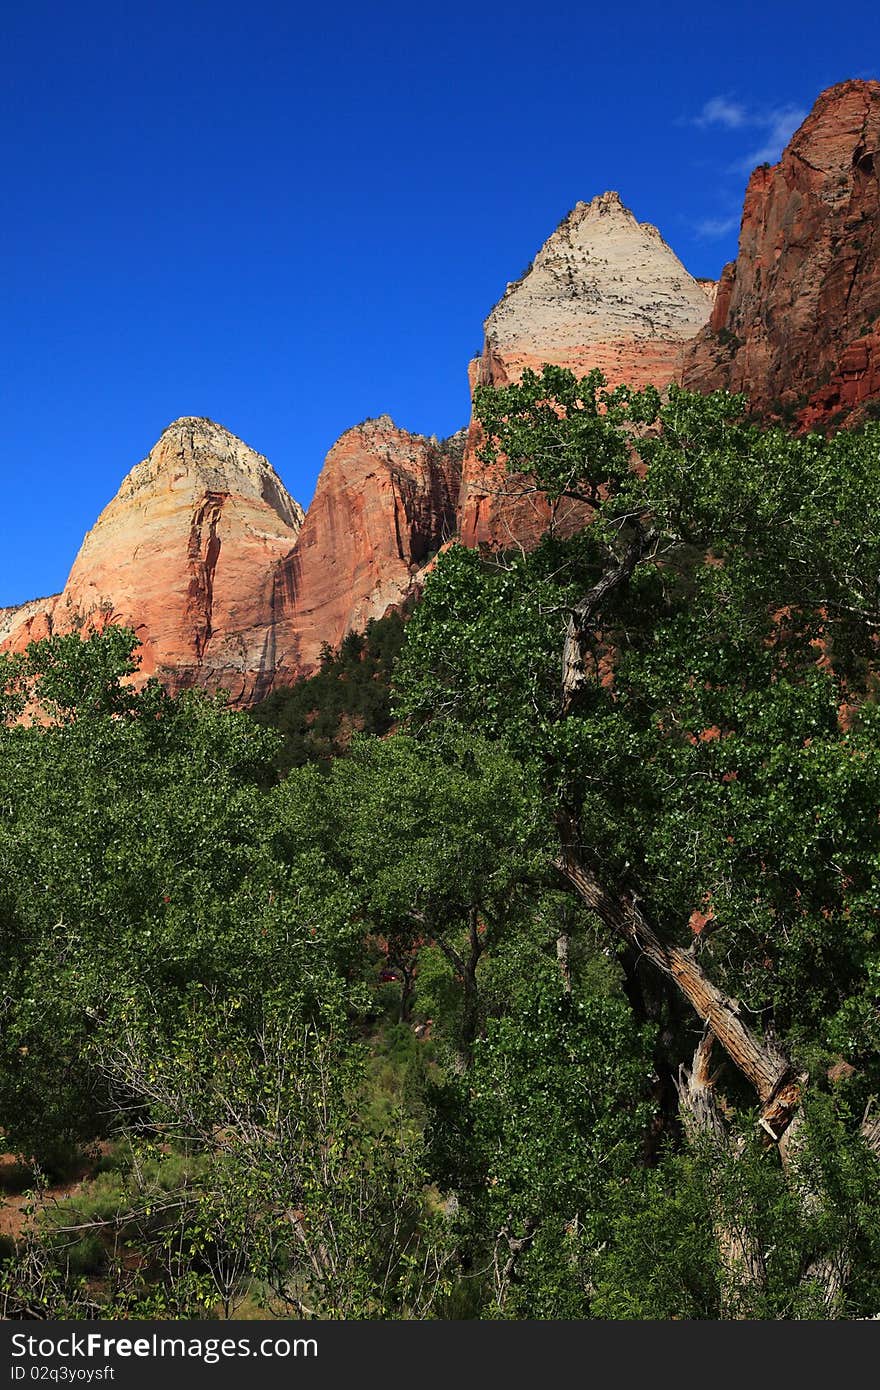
<box><xmin>458</xmin><ymin>190</ymin><xmax>714</xmax><ymax>547</ymax></box>
<box><xmin>683</xmin><ymin>80</ymin><xmax>880</xmax><ymax>430</ymax></box>
<box><xmin>269</xmin><ymin>416</ymin><xmax>462</xmax><ymax>684</ymax></box>
<box><xmin>0</xmin><ymin>418</ymin><xmax>305</xmax><ymax>705</ymax></box>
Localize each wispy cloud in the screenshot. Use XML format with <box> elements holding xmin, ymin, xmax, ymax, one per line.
<box><xmin>695</xmin><ymin>97</ymin><xmax>749</xmax><ymax>130</ymax></box>
<box><xmin>695</xmin><ymin>214</ymin><xmax>740</xmax><ymax>240</ymax></box>
<box><xmin>692</xmin><ymin>96</ymin><xmax>807</xmax><ymax>173</ymax></box>
<box><xmin>733</xmin><ymin>106</ymin><xmax>807</xmax><ymax>171</ymax></box>
<box><xmin>686</xmin><ymin>94</ymin><xmax>808</xmax><ymax>246</ymax></box>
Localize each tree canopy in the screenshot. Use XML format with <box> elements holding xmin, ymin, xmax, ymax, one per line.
<box><xmin>2</xmin><ymin>371</ymin><xmax>879</xmax><ymax>1319</ymax></box>
<box><xmin>394</xmin><ymin>369</ymin><xmax>880</xmax><ymax>1314</ymax></box>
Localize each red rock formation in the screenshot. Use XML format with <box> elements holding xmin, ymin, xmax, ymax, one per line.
<box><xmin>683</xmin><ymin>80</ymin><xmax>880</xmax><ymax>428</ymax></box>
<box><xmin>1</xmin><ymin>416</ymin><xmax>461</xmax><ymax>701</ymax></box>
<box><xmin>0</xmin><ymin>597</ymin><xmax>59</xmax><ymax>651</ymax></box>
<box><xmin>799</xmin><ymin>329</ymin><xmax>880</xmax><ymax>430</ymax></box>
<box><xmin>459</xmin><ymin>192</ymin><xmax>714</xmax><ymax>547</ymax></box>
<box><xmin>270</xmin><ymin>416</ymin><xmax>461</xmax><ymax>682</ymax></box>
<box><xmin>0</xmin><ymin>419</ymin><xmax>305</xmax><ymax>705</ymax></box>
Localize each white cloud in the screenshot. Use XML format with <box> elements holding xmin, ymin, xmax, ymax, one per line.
<box><xmin>692</xmin><ymin>96</ymin><xmax>808</xmax><ymax>173</ymax></box>
<box><xmin>733</xmin><ymin>106</ymin><xmax>807</xmax><ymax>172</ymax></box>
<box><xmin>695</xmin><ymin>97</ymin><xmax>749</xmax><ymax>130</ymax></box>
<box><xmin>695</xmin><ymin>214</ymin><xmax>740</xmax><ymax>240</ymax></box>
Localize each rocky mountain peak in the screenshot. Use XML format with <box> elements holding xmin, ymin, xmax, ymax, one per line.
<box><xmin>115</xmin><ymin>417</ymin><xmax>304</xmax><ymax>532</ymax></box>
<box><xmin>268</xmin><ymin>418</ymin><xmax>462</xmax><ymax>682</ymax></box>
<box><xmin>0</xmin><ymin>421</ymin><xmax>306</xmax><ymax>705</ymax></box>
<box><xmin>485</xmin><ymin>191</ymin><xmax>711</xmax><ymax>360</ymax></box>
<box><xmin>459</xmin><ymin>192</ymin><xmax>715</xmax><ymax>549</ymax></box>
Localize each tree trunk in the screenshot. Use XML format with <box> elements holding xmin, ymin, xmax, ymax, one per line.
<box><xmin>860</xmin><ymin>1102</ymin><xmax>880</xmax><ymax>1160</ymax></box>
<box><xmin>777</xmin><ymin>1106</ymin><xmax>851</xmax><ymax>1314</ymax></box>
<box><xmin>620</xmin><ymin>945</ymin><xmax>684</xmax><ymax>1162</ymax></box>
<box><xmin>458</xmin><ymin>909</ymin><xmax>484</xmax><ymax>1066</ymax></box>
<box><xmin>554</xmin><ymin>842</ymin><xmax>800</xmax><ymax>1136</ymax></box>
<box><xmin>557</xmin><ymin>839</ymin><xmax>880</xmax><ymax>1316</ymax></box>
<box><xmin>676</xmin><ymin>1030</ymin><xmax>766</xmax><ymax>1317</ymax></box>
<box><xmin>561</xmin><ymin>526</ymin><xmax>654</xmax><ymax>711</ymax></box>
<box><xmin>556</xmin><ymin>932</ymin><xmax>572</xmax><ymax>994</ymax></box>
<box><xmin>398</xmin><ymin>961</ymin><xmax>415</xmax><ymax>1023</ymax></box>
<box><xmin>433</xmin><ymin>909</ymin><xmax>484</xmax><ymax>1069</ymax></box>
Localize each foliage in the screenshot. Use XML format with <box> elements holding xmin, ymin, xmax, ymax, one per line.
<box><xmin>396</xmin><ymin>375</ymin><xmax>880</xmax><ymax>1071</ymax></box>
<box><xmin>0</xmin><ymin>629</ymin><xmax>360</xmax><ymax>1166</ymax></box>
<box><xmin>2</xmin><ymin>1014</ymin><xmax>453</xmax><ymax>1320</ymax></box>
<box><xmin>431</xmin><ymin>977</ymin><xmax>653</xmax><ymax>1317</ymax></box>
<box><xmin>3</xmin><ymin>368</ymin><xmax>880</xmax><ymax>1317</ymax></box>
<box><xmin>394</xmin><ymin>368</ymin><xmax>880</xmax><ymax>1315</ymax></box>
<box><xmin>249</xmin><ymin>613</ymin><xmax>405</xmax><ymax>773</ymax></box>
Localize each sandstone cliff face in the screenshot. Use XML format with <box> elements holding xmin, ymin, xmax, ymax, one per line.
<box><xmin>459</xmin><ymin>191</ymin><xmax>714</xmax><ymax>546</ymax></box>
<box><xmin>682</xmin><ymin>80</ymin><xmax>880</xmax><ymax>428</ymax></box>
<box><xmin>270</xmin><ymin>416</ymin><xmax>461</xmax><ymax>682</ymax></box>
<box><xmin>1</xmin><ymin>419</ymin><xmax>305</xmax><ymax>704</ymax></box>
<box><xmin>0</xmin><ymin>597</ymin><xmax>60</xmax><ymax>649</ymax></box>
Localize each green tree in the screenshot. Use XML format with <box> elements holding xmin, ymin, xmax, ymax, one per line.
<box><xmin>276</xmin><ymin>733</ymin><xmax>548</xmax><ymax>1063</ymax></box>
<box><xmin>395</xmin><ymin>368</ymin><xmax>880</xmax><ymax>1316</ymax></box>
<box><xmin>0</xmin><ymin>629</ymin><xmax>454</xmax><ymax>1318</ymax></box>
<box><xmin>249</xmin><ymin>613</ymin><xmax>405</xmax><ymax>773</ymax></box>
<box><xmin>0</xmin><ymin>629</ymin><xmax>357</xmax><ymax>1166</ymax></box>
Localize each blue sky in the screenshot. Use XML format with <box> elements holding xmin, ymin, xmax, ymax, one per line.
<box><xmin>2</xmin><ymin>0</ymin><xmax>878</xmax><ymax>605</ymax></box>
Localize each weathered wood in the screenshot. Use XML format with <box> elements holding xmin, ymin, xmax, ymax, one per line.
<box><xmin>861</xmin><ymin>1102</ymin><xmax>880</xmax><ymax>1160</ymax></box>
<box><xmin>556</xmin><ymin>932</ymin><xmax>572</xmax><ymax>994</ymax></box>
<box><xmin>777</xmin><ymin>1103</ymin><xmax>851</xmax><ymax>1313</ymax></box>
<box><xmin>676</xmin><ymin>1029</ymin><xmax>727</xmax><ymax>1144</ymax></box>
<box><xmin>555</xmin><ymin>844</ymin><xmax>800</xmax><ymax>1134</ymax></box>
<box><xmin>676</xmin><ymin>1030</ymin><xmax>766</xmax><ymax>1316</ymax></box>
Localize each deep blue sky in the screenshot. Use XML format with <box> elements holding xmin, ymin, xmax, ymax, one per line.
<box><xmin>2</xmin><ymin>1</ymin><xmax>878</xmax><ymax>605</ymax></box>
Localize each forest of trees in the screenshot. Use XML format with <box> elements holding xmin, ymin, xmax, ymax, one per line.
<box><xmin>1</xmin><ymin>370</ymin><xmax>879</xmax><ymax>1319</ymax></box>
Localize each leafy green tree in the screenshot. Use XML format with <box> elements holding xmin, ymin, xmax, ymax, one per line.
<box><xmin>276</xmin><ymin>732</ymin><xmax>548</xmax><ymax>1063</ymax></box>
<box><xmin>7</xmin><ymin>367</ymin><xmax>880</xmax><ymax>1321</ymax></box>
<box><xmin>395</xmin><ymin>367</ymin><xmax>880</xmax><ymax>1315</ymax></box>
<box><xmin>0</xmin><ymin>629</ymin><xmax>455</xmax><ymax>1318</ymax></box>
<box><xmin>431</xmin><ymin>977</ymin><xmax>652</xmax><ymax>1317</ymax></box>
<box><xmin>2</xmin><ymin>999</ymin><xmax>455</xmax><ymax>1320</ymax></box>
<box><xmin>0</xmin><ymin>629</ymin><xmax>359</xmax><ymax>1166</ymax></box>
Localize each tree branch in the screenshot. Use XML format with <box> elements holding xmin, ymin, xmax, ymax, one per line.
<box><xmin>561</xmin><ymin>525</ymin><xmax>655</xmax><ymax>711</ymax></box>
<box><xmin>554</xmin><ymin>839</ymin><xmax>800</xmax><ymax>1137</ymax></box>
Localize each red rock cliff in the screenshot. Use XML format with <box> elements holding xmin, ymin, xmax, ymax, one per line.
<box><xmin>682</xmin><ymin>80</ymin><xmax>880</xmax><ymax>428</ymax></box>
<box><xmin>0</xmin><ymin>418</ymin><xmax>305</xmax><ymax>705</ymax></box>
<box><xmin>270</xmin><ymin>416</ymin><xmax>461</xmax><ymax>682</ymax></box>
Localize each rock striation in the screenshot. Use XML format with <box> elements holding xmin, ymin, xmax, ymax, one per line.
<box><xmin>269</xmin><ymin>416</ymin><xmax>461</xmax><ymax>682</ymax></box>
<box><xmin>1</xmin><ymin>419</ymin><xmax>305</xmax><ymax>704</ymax></box>
<box><xmin>0</xmin><ymin>417</ymin><xmax>461</xmax><ymax>699</ymax></box>
<box><xmin>459</xmin><ymin>191</ymin><xmax>714</xmax><ymax>546</ymax></box>
<box><xmin>16</xmin><ymin>83</ymin><xmax>880</xmax><ymax>705</ymax></box>
<box><xmin>682</xmin><ymin>80</ymin><xmax>880</xmax><ymax>428</ymax></box>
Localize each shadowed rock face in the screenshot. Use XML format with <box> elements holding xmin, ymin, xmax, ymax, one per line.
<box><xmin>459</xmin><ymin>191</ymin><xmax>714</xmax><ymax>547</ymax></box>
<box><xmin>269</xmin><ymin>416</ymin><xmax>461</xmax><ymax>684</ymax></box>
<box><xmin>682</xmin><ymin>80</ymin><xmax>880</xmax><ymax>429</ymax></box>
<box><xmin>0</xmin><ymin>418</ymin><xmax>305</xmax><ymax>704</ymax></box>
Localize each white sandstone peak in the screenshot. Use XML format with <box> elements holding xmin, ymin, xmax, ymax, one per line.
<box><xmin>486</xmin><ymin>192</ymin><xmax>712</xmax><ymax>355</ymax></box>
<box><xmin>109</xmin><ymin>418</ymin><xmax>304</xmax><ymax>531</ymax></box>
